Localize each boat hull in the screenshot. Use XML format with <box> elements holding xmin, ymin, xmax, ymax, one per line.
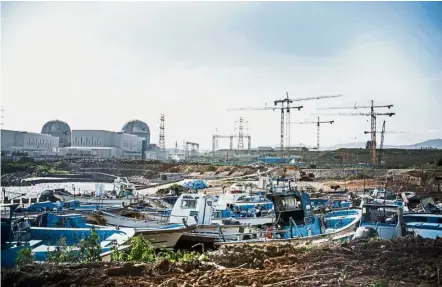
<box><xmin>211</xmin><ymin>216</ymin><xmax>274</xmax><ymax>226</ymax></box>
<box><xmin>215</xmin><ymin>209</ymin><xmax>361</xmax><ymax>247</ymax></box>
<box><xmin>54</xmin><ymin>193</ymin><xmax>133</xmax><ymax>205</ymax></box>
<box><xmin>135</xmin><ymin>226</ymin><xmax>189</xmax><ymax>249</ymax></box>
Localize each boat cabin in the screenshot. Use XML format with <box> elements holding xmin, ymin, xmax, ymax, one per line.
<box><xmin>169</xmin><ymin>194</ymin><xmax>214</xmax><ymax>226</ymax></box>
<box><xmin>267</xmin><ymin>191</ymin><xmax>314</xmax><ymax>226</ymax></box>
<box><xmin>359</xmin><ymin>203</ymin><xmax>404</xmax><ymax>240</ymax></box>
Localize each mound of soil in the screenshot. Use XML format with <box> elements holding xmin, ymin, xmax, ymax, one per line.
<box><xmin>3</xmin><ymin>236</ymin><xmax>441</xmax><ymax>287</ymax></box>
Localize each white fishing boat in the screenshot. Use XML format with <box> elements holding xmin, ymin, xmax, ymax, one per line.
<box><xmin>88</xmin><ymin>209</ymin><xmax>193</xmax><ymax>249</ymax></box>
<box><xmin>52</xmin><ymin>188</ymin><xmax>136</xmax><ymax>206</ymax></box>
<box><xmin>169</xmin><ymin>193</ymin><xmax>265</xmax><ymax>243</ymax></box>
<box><xmin>212</xmin><ymin>190</ymin><xmax>275</xmax><ymax>226</ymax></box>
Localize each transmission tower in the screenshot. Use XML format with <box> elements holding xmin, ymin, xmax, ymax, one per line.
<box><xmin>159</xmin><ymin>114</ymin><xmax>165</xmax><ymax>151</ymax></box>
<box><xmin>238</xmin><ymin>117</ymin><xmax>244</xmax><ymax>150</ymax></box>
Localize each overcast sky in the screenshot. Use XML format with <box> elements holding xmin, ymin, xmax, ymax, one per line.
<box><xmin>1</xmin><ymin>2</ymin><xmax>441</xmax><ymax>150</ymax></box>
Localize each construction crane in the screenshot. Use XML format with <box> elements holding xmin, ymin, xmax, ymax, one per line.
<box><xmin>363</xmin><ymin>121</ymin><xmax>407</xmax><ymax>165</ymax></box>
<box><xmin>315</xmin><ymin>100</ymin><xmax>394</xmax><ymax>166</ymax></box>
<box><xmin>291</xmin><ymin>117</ymin><xmax>334</xmax><ymax>151</ymax></box>
<box><xmin>228</xmin><ymin>93</ymin><xmax>342</xmax><ymax>163</ymax></box>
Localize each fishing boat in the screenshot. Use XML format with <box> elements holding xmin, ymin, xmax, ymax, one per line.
<box><xmin>353</xmin><ymin>203</ymin><xmax>405</xmax><ymax>240</ymax></box>
<box><xmin>310</xmin><ymin>197</ymin><xmax>352</xmax><ymax>213</ymax></box>
<box><xmin>169</xmin><ymin>193</ymin><xmax>264</xmax><ymax>245</ymax></box>
<box><xmin>52</xmin><ymin>189</ymin><xmax>136</xmax><ymax>206</ymax></box>
<box><xmin>87</xmin><ymin>209</ymin><xmax>193</xmax><ymax>249</ymax></box>
<box><xmin>1</xmin><ymin>203</ymin><xmax>135</xmax><ymax>268</ymax></box>
<box><xmin>215</xmin><ymin>190</ymin><xmax>362</xmax><ymax>247</ymax></box>
<box><xmin>403</xmin><ymin>213</ymin><xmax>442</xmax><ymax>239</ymax></box>
<box><xmin>212</xmin><ymin>190</ymin><xmax>275</xmax><ymax>226</ymax></box>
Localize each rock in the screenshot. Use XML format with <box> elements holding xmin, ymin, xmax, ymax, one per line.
<box><xmin>155</xmin><ymin>259</ymin><xmax>171</xmax><ymax>272</ymax></box>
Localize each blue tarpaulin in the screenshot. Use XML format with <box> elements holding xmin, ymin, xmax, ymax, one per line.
<box><xmin>183</xmin><ymin>180</ymin><xmax>208</xmax><ymax>190</ymax></box>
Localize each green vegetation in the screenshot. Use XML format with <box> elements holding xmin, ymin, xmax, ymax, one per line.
<box><xmin>16</xmin><ymin>247</ymin><xmax>33</xmax><ymax>267</ymax></box>
<box><xmin>1</xmin><ymin>161</ymin><xmax>70</xmax><ymax>175</ymax></box>
<box><xmin>47</xmin><ymin>237</ymin><xmax>80</xmax><ymax>263</ymax></box>
<box><xmin>110</xmin><ymin>235</ymin><xmax>205</xmax><ymax>263</ymax></box>
<box><xmin>78</xmin><ymin>228</ymin><xmax>102</xmax><ymax>262</ymax></box>
<box><xmin>157</xmin><ymin>184</ymin><xmax>186</xmax><ymax>196</ymax></box>
<box><xmin>369</xmin><ymin>280</ymin><xmax>389</xmax><ymax>287</ymax></box>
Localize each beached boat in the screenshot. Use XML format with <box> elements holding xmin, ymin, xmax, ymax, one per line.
<box><xmin>215</xmin><ymin>190</ymin><xmax>361</xmax><ymax>247</ymax></box>
<box><xmin>403</xmin><ymin>212</ymin><xmax>442</xmax><ymax>239</ymax></box>
<box><xmin>1</xmin><ymin>204</ymin><xmax>134</xmax><ymax>268</ymax></box>
<box><xmin>52</xmin><ymin>189</ymin><xmax>136</xmax><ymax>205</ymax></box>
<box><xmin>353</xmin><ymin>202</ymin><xmax>442</xmax><ymax>240</ymax></box>
<box><xmin>212</xmin><ymin>191</ymin><xmax>275</xmax><ymax>226</ymax></box>
<box><xmin>87</xmin><ymin>209</ymin><xmax>192</xmax><ymax>248</ymax></box>
<box><xmin>169</xmin><ymin>193</ymin><xmax>265</xmax><ymax>244</ymax></box>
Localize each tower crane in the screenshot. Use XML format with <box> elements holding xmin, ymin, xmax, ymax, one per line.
<box><xmin>228</xmin><ymin>93</ymin><xmax>342</xmax><ymax>163</ymax></box>
<box><xmin>315</xmin><ymin>100</ymin><xmax>394</xmax><ymax>166</ymax></box>
<box><xmin>291</xmin><ymin>117</ymin><xmax>334</xmax><ymax>151</ymax></box>
<box><xmin>363</xmin><ymin>121</ymin><xmax>407</xmax><ymax>165</ymax></box>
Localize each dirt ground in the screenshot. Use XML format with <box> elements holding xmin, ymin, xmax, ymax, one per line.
<box><xmin>3</xmin><ymin>236</ymin><xmax>441</xmax><ymax>287</ymax></box>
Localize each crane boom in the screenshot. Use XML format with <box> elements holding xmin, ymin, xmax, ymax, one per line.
<box><xmin>317</xmin><ymin>104</ymin><xmax>393</xmax><ymax>110</ymax></box>
<box><xmin>227</xmin><ymin>92</ymin><xmax>342</xmax><ymax>164</ymax></box>
<box><xmin>227</xmin><ymin>105</ymin><xmax>303</xmax><ymax>111</ymax></box>
<box><xmin>314</xmin><ymin>112</ymin><xmax>395</xmax><ymax>117</ymax></box>
<box><xmin>313</xmin><ymin>99</ymin><xmax>395</xmax><ymax>166</ymax></box>
<box><xmin>291</xmin><ymin>117</ymin><xmax>334</xmax><ymax>150</ymax></box>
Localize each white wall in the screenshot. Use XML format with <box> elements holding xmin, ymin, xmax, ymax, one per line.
<box><xmin>1</xmin><ymin>129</ymin><xmax>59</xmax><ymax>152</ymax></box>
<box><xmin>72</xmin><ymin>130</ymin><xmax>142</xmax><ymax>153</ymax></box>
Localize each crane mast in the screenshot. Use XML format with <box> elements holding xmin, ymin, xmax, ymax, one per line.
<box><xmin>379</xmin><ymin>120</ymin><xmax>386</xmax><ymax>165</ymax></box>
<box><xmin>228</xmin><ymin>93</ymin><xmax>342</xmax><ymax>164</ymax></box>
<box><xmin>315</xmin><ymin>100</ymin><xmax>395</xmax><ymax>166</ymax></box>
<box><xmin>292</xmin><ymin>117</ymin><xmax>334</xmax><ymax>151</ymax></box>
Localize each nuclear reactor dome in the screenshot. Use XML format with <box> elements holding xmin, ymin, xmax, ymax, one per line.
<box><xmin>122</xmin><ymin>120</ymin><xmax>150</xmax><ymax>145</ymax></box>
<box><xmin>41</xmin><ymin>120</ymin><xmax>71</xmax><ymax>147</ymax></box>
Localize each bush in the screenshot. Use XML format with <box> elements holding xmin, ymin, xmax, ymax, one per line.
<box><xmin>110</xmin><ymin>236</ymin><xmax>205</xmax><ymax>263</ymax></box>
<box><xmin>47</xmin><ymin>237</ymin><xmax>80</xmax><ymax>263</ymax></box>
<box><xmin>78</xmin><ymin>227</ymin><xmax>102</xmax><ymax>262</ymax></box>
<box><xmin>16</xmin><ymin>247</ymin><xmax>33</xmax><ymax>266</ymax></box>
<box><xmin>437</xmin><ymin>159</ymin><xmax>442</xmax><ymax>166</ymax></box>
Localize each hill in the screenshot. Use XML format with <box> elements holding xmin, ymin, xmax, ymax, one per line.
<box><xmin>325</xmin><ymin>139</ymin><xmax>442</xmax><ymax>150</ymax></box>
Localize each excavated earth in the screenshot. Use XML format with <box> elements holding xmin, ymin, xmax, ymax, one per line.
<box><xmin>2</xmin><ymin>236</ymin><xmax>442</xmax><ymax>287</ymax></box>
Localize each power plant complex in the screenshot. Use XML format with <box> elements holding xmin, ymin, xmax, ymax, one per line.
<box><xmin>0</xmin><ymin>119</ymin><xmax>167</xmax><ymax>159</ymax></box>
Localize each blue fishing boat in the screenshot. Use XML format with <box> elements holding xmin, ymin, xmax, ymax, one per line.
<box><xmin>353</xmin><ymin>203</ymin><xmax>442</xmax><ymax>240</ymax></box>
<box><xmin>212</xmin><ymin>191</ymin><xmax>274</xmax><ymax>226</ymax></box>
<box><xmin>215</xmin><ymin>190</ymin><xmax>361</xmax><ymax>247</ymax></box>
<box><xmin>403</xmin><ymin>213</ymin><xmax>442</xmax><ymax>239</ymax></box>
<box><xmin>311</xmin><ymin>198</ymin><xmax>352</xmax><ymax>212</ymax></box>
<box><xmin>353</xmin><ymin>203</ymin><xmax>405</xmax><ymax>240</ymax></box>
<box><xmin>1</xmin><ymin>203</ymin><xmax>135</xmax><ymax>268</ymax></box>
<box><xmin>265</xmin><ymin>191</ymin><xmax>361</xmax><ymax>239</ymax></box>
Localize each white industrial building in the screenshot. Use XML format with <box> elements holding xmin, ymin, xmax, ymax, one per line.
<box><xmin>1</xmin><ymin>129</ymin><xmax>60</xmax><ymax>153</ymax></box>
<box><xmin>68</xmin><ymin>130</ymin><xmax>143</xmax><ymax>158</ymax></box>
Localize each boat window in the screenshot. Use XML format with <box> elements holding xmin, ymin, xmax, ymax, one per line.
<box><xmin>181</xmin><ymin>199</ymin><xmax>197</xmax><ymax>209</ymax></box>
<box><xmin>363</xmin><ymin>206</ymin><xmax>398</xmax><ymax>224</ymax></box>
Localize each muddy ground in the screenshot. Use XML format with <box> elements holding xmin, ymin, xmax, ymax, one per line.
<box><xmin>3</xmin><ymin>236</ymin><xmax>441</xmax><ymax>287</ymax></box>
